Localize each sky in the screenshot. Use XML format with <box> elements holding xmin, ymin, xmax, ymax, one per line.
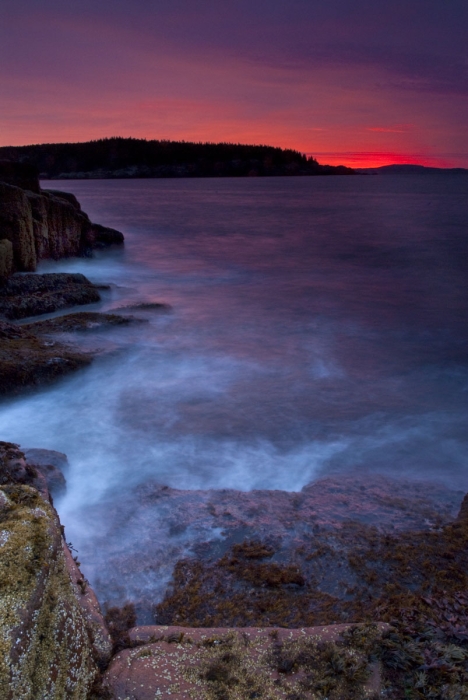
<box><xmin>1</xmin><ymin>0</ymin><xmax>467</xmax><ymax>168</ymax></box>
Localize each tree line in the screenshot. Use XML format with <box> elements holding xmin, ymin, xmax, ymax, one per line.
<box><xmin>0</xmin><ymin>137</ymin><xmax>354</xmax><ymax>179</ymax></box>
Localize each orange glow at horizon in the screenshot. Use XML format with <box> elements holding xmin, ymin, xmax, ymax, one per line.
<box><xmin>1</xmin><ymin>3</ymin><xmax>468</xmax><ymax>171</ymax></box>
<box><xmin>1</xmin><ymin>129</ymin><xmax>461</xmax><ymax>171</ymax></box>
<box><xmin>310</xmin><ymin>152</ymin><xmax>458</xmax><ymax>169</ymax></box>
<box><xmin>1</xmin><ymin>93</ymin><xmax>463</xmax><ymax>170</ymax></box>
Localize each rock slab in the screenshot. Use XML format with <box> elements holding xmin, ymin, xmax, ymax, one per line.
<box><xmin>0</xmin><ymin>320</ymin><xmax>91</xmax><ymax>396</ymax></box>
<box><xmin>0</xmin><ymin>272</ymin><xmax>101</xmax><ymax>320</ymax></box>
<box><xmin>104</xmin><ymin>624</ymin><xmax>386</xmax><ymax>700</ymax></box>
<box><xmin>0</xmin><ymin>442</ymin><xmax>112</xmax><ymax>698</ymax></box>
<box><xmin>0</xmin><ymin>484</ymin><xmax>97</xmax><ymax>698</ymax></box>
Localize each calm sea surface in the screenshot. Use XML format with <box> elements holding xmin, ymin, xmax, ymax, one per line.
<box><xmin>1</xmin><ymin>175</ymin><xmax>468</xmax><ymax>574</ymax></box>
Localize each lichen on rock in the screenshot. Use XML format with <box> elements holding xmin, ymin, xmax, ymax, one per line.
<box><xmin>0</xmin><ymin>484</ymin><xmax>98</xmax><ymax>699</ymax></box>
<box><xmin>0</xmin><ymin>443</ymin><xmax>112</xmax><ymax>699</ymax></box>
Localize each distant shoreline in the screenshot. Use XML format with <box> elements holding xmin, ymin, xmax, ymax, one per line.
<box><xmin>2</xmin><ymin>138</ymin><xmax>466</xmax><ymax>181</ymax></box>
<box><xmin>38</xmin><ymin>171</ymin><xmax>355</xmax><ymax>181</ymax></box>
<box><xmin>39</xmin><ymin>163</ymin><xmax>468</xmax><ymax>181</ymax></box>
<box><xmin>0</xmin><ymin>136</ymin><xmax>354</xmax><ymax>180</ymax></box>
<box><xmin>356</xmin><ymin>163</ymin><xmax>468</xmax><ymax>175</ymax></box>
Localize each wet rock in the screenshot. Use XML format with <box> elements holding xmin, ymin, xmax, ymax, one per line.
<box><xmin>25</xmin><ymin>189</ymin><xmax>91</xmax><ymax>261</ymax></box>
<box><xmin>0</xmin><ymin>441</ymin><xmax>50</xmax><ymax>500</ymax></box>
<box><xmin>0</xmin><ymin>239</ymin><xmax>13</xmax><ymax>280</ymax></box>
<box><xmin>0</xmin><ymin>320</ymin><xmax>91</xmax><ymax>395</ymax></box>
<box><xmin>25</xmin><ymin>190</ymin><xmax>50</xmax><ymax>259</ymax></box>
<box><xmin>0</xmin><ymin>165</ymin><xmax>124</xmax><ymax>275</ymax></box>
<box><xmin>0</xmin><ymin>442</ymin><xmax>67</xmax><ymax>501</ymax></box>
<box><xmin>114</xmin><ymin>301</ymin><xmax>171</xmax><ymax>312</ymax></box>
<box><xmin>456</xmin><ymin>492</ymin><xmax>468</xmax><ymax>525</ymax></box>
<box><xmin>43</xmin><ymin>189</ymin><xmax>82</xmax><ymax>210</ymax></box>
<box><xmin>62</xmin><ymin>542</ymin><xmax>113</xmax><ymax>669</ymax></box>
<box><xmin>75</xmin><ymin>474</ymin><xmax>463</xmax><ymax>626</ymax></box>
<box><xmin>22</xmin><ymin>448</ymin><xmax>68</xmax><ymax>499</ymax></box>
<box><xmin>104</xmin><ymin>603</ymin><xmax>138</xmax><ymax>652</ymax></box>
<box><xmin>0</xmin><ymin>272</ymin><xmax>101</xmax><ymax>320</ymax></box>
<box><xmin>88</xmin><ymin>222</ymin><xmax>125</xmax><ymax>248</ymax></box>
<box><xmin>22</xmin><ymin>447</ymin><xmax>68</xmax><ymax>473</ymax></box>
<box><xmin>0</xmin><ymin>182</ymin><xmax>36</xmax><ymax>271</ymax></box>
<box><xmin>32</xmin><ymin>190</ymin><xmax>91</xmax><ymax>260</ymax></box>
<box><xmin>25</xmin><ymin>311</ymin><xmax>144</xmax><ymax>334</ymax></box>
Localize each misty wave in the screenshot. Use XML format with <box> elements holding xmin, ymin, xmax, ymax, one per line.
<box><xmin>2</xmin><ymin>175</ymin><xmax>468</xmax><ymax>612</ymax></box>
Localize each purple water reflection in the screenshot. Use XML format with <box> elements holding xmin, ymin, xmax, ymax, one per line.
<box><xmin>1</xmin><ymin>174</ymin><xmax>467</xmax><ymax>609</ymax></box>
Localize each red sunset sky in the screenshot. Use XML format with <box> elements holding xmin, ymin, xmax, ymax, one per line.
<box><xmin>1</xmin><ymin>0</ymin><xmax>467</xmax><ymax>168</ymax></box>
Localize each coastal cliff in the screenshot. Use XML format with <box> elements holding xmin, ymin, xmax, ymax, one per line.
<box><xmin>0</xmin><ymin>162</ymin><xmax>123</xmax><ymax>276</ymax></box>
<box><xmin>0</xmin><ymin>162</ymin><xmax>125</xmax><ymax>395</ymax></box>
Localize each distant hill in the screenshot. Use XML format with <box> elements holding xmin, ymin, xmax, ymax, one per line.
<box><xmin>0</xmin><ymin>137</ymin><xmax>354</xmax><ymax>180</ymax></box>
<box><xmin>356</xmin><ymin>164</ymin><xmax>468</xmax><ymax>175</ymax></box>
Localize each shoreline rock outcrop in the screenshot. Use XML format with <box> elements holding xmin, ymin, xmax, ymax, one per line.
<box><xmin>0</xmin><ymin>240</ymin><xmax>13</xmax><ymax>279</ymax></box>
<box><xmin>0</xmin><ymin>273</ymin><xmax>103</xmax><ymax>321</ymax></box>
<box><xmin>0</xmin><ymin>320</ymin><xmax>92</xmax><ymax>396</ymax></box>
<box><xmin>0</xmin><ymin>162</ymin><xmax>124</xmax><ymax>278</ymax></box>
<box><xmin>0</xmin><ymin>182</ymin><xmax>36</xmax><ymax>272</ymax></box>
<box><xmin>0</xmin><ymin>442</ymin><xmax>112</xmax><ymax>699</ymax></box>
<box><xmin>0</xmin><ymin>162</ymin><xmax>127</xmax><ymax>397</ymax></box>
<box><xmin>73</xmin><ymin>474</ymin><xmax>463</xmax><ymax>625</ymax></box>
<box><xmin>3</xmin><ymin>441</ymin><xmax>468</xmax><ymax>699</ymax></box>
<box><xmin>103</xmin><ymin>623</ymin><xmax>386</xmax><ymax>700</ymax></box>
<box><xmin>0</xmin><ymin>306</ymin><xmax>148</xmax><ymax>396</ymax></box>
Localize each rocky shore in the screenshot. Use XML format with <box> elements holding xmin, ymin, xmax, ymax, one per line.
<box><xmin>0</xmin><ymin>442</ymin><xmax>112</xmax><ymax>698</ymax></box>
<box><xmin>0</xmin><ymin>161</ymin><xmax>123</xmax><ymax>276</ymax></box>
<box><xmin>0</xmin><ymin>162</ymin><xmax>126</xmax><ymax>396</ymax></box>
<box><xmin>2</xmin><ymin>441</ymin><xmax>468</xmax><ymax>699</ymax></box>
<box><xmin>3</xmin><ymin>441</ymin><xmax>391</xmax><ymax>699</ymax></box>
<box><xmin>2</xmin><ymin>163</ymin><xmax>468</xmax><ymax>698</ymax></box>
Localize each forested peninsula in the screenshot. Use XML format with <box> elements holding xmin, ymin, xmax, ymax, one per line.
<box><xmin>0</xmin><ymin>138</ymin><xmax>354</xmax><ymax>180</ymax></box>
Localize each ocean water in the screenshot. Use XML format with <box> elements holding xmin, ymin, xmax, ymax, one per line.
<box><xmin>1</xmin><ymin>175</ymin><xmax>468</xmax><ymax>603</ymax></box>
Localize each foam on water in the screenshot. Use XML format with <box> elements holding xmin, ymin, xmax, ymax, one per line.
<box><xmin>1</xmin><ymin>175</ymin><xmax>468</xmax><ymax>606</ymax></box>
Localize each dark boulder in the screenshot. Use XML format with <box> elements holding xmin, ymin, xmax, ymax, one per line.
<box><xmin>27</xmin><ymin>190</ymin><xmax>92</xmax><ymax>260</ymax></box>
<box><xmin>0</xmin><ymin>182</ymin><xmax>36</xmax><ymax>271</ymax></box>
<box><xmin>0</xmin><ymin>442</ymin><xmax>67</xmax><ymax>500</ymax></box>
<box><xmin>0</xmin><ymin>272</ymin><xmax>101</xmax><ymax>320</ymax></box>
<box><xmin>0</xmin><ymin>239</ymin><xmax>13</xmax><ymax>280</ymax></box>
<box><xmin>88</xmin><ymin>222</ymin><xmax>125</xmax><ymax>247</ymax></box>
<box><xmin>24</xmin><ymin>310</ymin><xmax>144</xmax><ymax>333</ymax></box>
<box><xmin>0</xmin><ymin>320</ymin><xmax>91</xmax><ymax>395</ymax></box>
<box><xmin>22</xmin><ymin>448</ymin><xmax>68</xmax><ymax>499</ymax></box>
<box><xmin>456</xmin><ymin>493</ymin><xmax>468</xmax><ymax>525</ymax></box>
<box><xmin>43</xmin><ymin>189</ymin><xmax>82</xmax><ymax>210</ymax></box>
